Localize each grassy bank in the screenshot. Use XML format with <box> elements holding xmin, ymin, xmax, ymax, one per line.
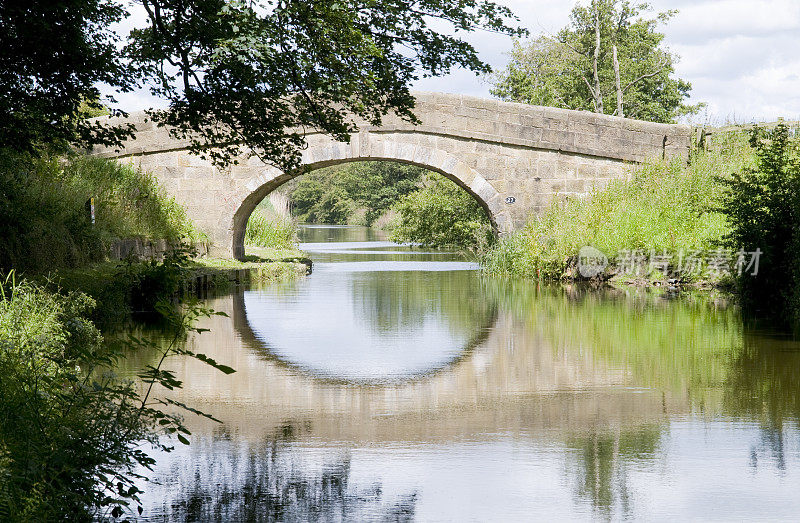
<box><xmin>0</xmin><ymin>150</ymin><xmax>201</xmax><ymax>273</ymax></box>
<box><xmin>482</xmin><ymin>134</ymin><xmax>755</xmax><ymax>286</ymax></box>
<box><xmin>245</xmin><ymin>209</ymin><xmax>297</xmax><ymax>250</ymax></box>
<box><xmin>0</xmin><ymin>149</ymin><xmax>310</xmax><ymax>322</ymax></box>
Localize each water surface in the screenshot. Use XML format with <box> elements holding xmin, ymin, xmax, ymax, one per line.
<box><xmin>129</xmin><ymin>225</ymin><xmax>800</xmax><ymax>521</ymax></box>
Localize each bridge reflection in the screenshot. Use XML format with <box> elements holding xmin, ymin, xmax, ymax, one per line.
<box><xmin>157</xmin><ymin>289</ymin><xmax>683</xmax><ymax>444</ymax></box>
<box><xmin>127</xmin><ymin>281</ymin><xmax>800</xmax><ymax>519</ymax></box>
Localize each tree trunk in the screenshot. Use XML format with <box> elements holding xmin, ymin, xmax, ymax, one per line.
<box><xmin>593</xmin><ymin>8</ymin><xmax>603</xmax><ymax>114</ymax></box>
<box><xmin>613</xmin><ymin>45</ymin><xmax>624</xmax><ymax>117</ymax></box>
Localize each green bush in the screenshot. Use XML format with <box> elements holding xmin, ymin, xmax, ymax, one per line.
<box><xmin>482</xmin><ymin>141</ymin><xmax>754</xmax><ymax>279</ymax></box>
<box><xmin>0</xmin><ymin>276</ymin><xmax>152</xmax><ymax>519</ymax></box>
<box><xmin>389</xmin><ymin>175</ymin><xmax>495</xmax><ymax>250</ymax></box>
<box><xmin>0</xmin><ymin>270</ymin><xmax>235</xmax><ymax>519</ymax></box>
<box><xmin>718</xmin><ymin>123</ymin><xmax>800</xmax><ymax>322</ymax></box>
<box><xmin>0</xmin><ymin>149</ymin><xmax>198</xmax><ymax>272</ymax></box>
<box><xmin>245</xmin><ymin>208</ymin><xmax>297</xmax><ymax>249</ymax></box>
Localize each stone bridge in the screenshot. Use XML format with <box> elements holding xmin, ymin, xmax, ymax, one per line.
<box><xmin>91</xmin><ymin>92</ymin><xmax>692</xmax><ymax>258</ymax></box>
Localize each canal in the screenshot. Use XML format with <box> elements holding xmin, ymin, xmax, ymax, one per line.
<box><xmin>129</xmin><ymin>225</ymin><xmax>800</xmax><ymax>521</ymax></box>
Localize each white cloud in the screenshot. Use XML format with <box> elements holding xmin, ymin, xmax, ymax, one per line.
<box><xmin>655</xmin><ymin>0</ymin><xmax>800</xmax><ymax>44</ymax></box>
<box><xmin>417</xmin><ymin>0</ymin><xmax>800</xmax><ymax>122</ymax></box>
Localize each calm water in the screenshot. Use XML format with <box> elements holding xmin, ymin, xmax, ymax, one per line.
<box><xmin>129</xmin><ymin>225</ymin><xmax>800</xmax><ymax>521</ymax></box>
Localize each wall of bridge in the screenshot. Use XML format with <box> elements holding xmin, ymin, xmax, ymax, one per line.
<box><xmin>90</xmin><ymin>93</ymin><xmax>692</xmax><ymax>258</ymax></box>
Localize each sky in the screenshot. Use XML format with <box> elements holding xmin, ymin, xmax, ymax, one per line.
<box><xmin>113</xmin><ymin>0</ymin><xmax>800</xmax><ymax>123</ymax></box>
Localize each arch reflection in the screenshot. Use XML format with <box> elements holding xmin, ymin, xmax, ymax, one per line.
<box><xmin>232</xmin><ymin>274</ymin><xmax>499</xmax><ymax>385</ymax></box>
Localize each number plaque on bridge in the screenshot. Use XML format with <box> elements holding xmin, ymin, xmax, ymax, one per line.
<box><xmin>505</xmin><ymin>196</ymin><xmax>516</xmax><ymax>204</ymax></box>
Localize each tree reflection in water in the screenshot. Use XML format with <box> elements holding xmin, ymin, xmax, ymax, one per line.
<box><xmin>564</xmin><ymin>426</ymin><xmax>663</xmax><ymax>519</ymax></box>
<box><xmin>350</xmin><ymin>269</ymin><xmax>495</xmax><ymax>338</ymax></box>
<box><xmin>725</xmin><ymin>331</ymin><xmax>800</xmax><ymax>473</ymax></box>
<box><xmin>150</xmin><ymin>423</ymin><xmax>417</xmax><ymax>522</ymax></box>
<box><xmin>118</xmin><ymin>230</ymin><xmax>800</xmax><ymax>519</ymax></box>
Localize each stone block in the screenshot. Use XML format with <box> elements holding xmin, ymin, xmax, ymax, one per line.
<box><xmin>519</xmin><ymin>126</ymin><xmax>543</xmax><ymax>142</ymax></box>
<box><xmin>565</xmin><ymin>179</ymin><xmax>586</xmax><ymax>193</ymax></box>
<box><xmin>395</xmin><ymin>142</ymin><xmax>417</xmax><ymax>163</ymax></box>
<box><xmin>544</xmin><ymin>117</ymin><xmax>569</xmax><ymax>131</ymax></box>
<box><xmin>365</xmin><ymin>137</ymin><xmax>385</xmax><ymax>159</ymax></box>
<box><xmin>469</xmin><ymin>175</ymin><xmax>498</xmax><ymax>203</ymax></box>
<box><xmin>452</xmin><ymin>162</ymin><xmax>477</xmax><ymax>187</ymax></box>
<box><xmin>574</xmin><ymin>133</ymin><xmax>600</xmax><ymax>152</ymax></box>
<box><xmin>517</xmin><ymin>113</ymin><xmax>545</xmax><ymax>128</ymax></box>
<box><xmin>541</xmin><ymin>129</ymin><xmax>564</xmax><ymax>145</ymax></box>
<box><xmin>536</xmin><ymin>159</ymin><xmax>557</xmax><ymax>179</ymax></box>
<box><xmin>428</xmin><ymin>149</ymin><xmax>450</xmax><ymax>173</ymax></box>
<box><xmin>439</xmin><ymin>154</ymin><xmax>459</xmax><ymax>175</ymax></box>
<box><xmin>412</xmin><ymin>146</ymin><xmax>433</xmax><ymax>168</ymax></box>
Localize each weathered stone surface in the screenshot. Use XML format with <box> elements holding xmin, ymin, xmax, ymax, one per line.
<box><xmin>88</xmin><ymin>92</ymin><xmax>691</xmax><ymax>259</ymax></box>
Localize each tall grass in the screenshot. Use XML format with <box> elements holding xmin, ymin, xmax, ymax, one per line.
<box><xmin>482</xmin><ymin>137</ymin><xmax>755</xmax><ymax>278</ymax></box>
<box><xmin>69</xmin><ymin>156</ymin><xmax>198</xmax><ymax>242</ymax></box>
<box><xmin>0</xmin><ymin>150</ymin><xmax>199</xmax><ymax>272</ymax></box>
<box><xmin>244</xmin><ymin>207</ymin><xmax>297</xmax><ymax>250</ymax></box>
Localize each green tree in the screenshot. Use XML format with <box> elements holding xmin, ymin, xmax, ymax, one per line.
<box><xmin>128</xmin><ymin>0</ymin><xmax>523</xmax><ymax>170</ymax></box>
<box><xmin>289</xmin><ymin>162</ymin><xmax>426</xmax><ymax>225</ymax></box>
<box><xmin>0</xmin><ymin>1</ymin><xmax>136</xmax><ymax>153</ymax></box>
<box><xmin>492</xmin><ymin>1</ymin><xmax>700</xmax><ymax>123</ymax></box>
<box><xmin>2</xmin><ymin>1</ymin><xmax>524</xmax><ymax>163</ymax></box>
<box><xmin>719</xmin><ymin>124</ymin><xmax>800</xmax><ymax>322</ymax></box>
<box><xmin>390</xmin><ymin>174</ymin><xmax>494</xmax><ymax>250</ymax></box>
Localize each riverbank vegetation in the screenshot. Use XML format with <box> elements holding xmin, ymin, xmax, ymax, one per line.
<box><xmin>0</xmin><ymin>273</ymin><xmax>236</xmax><ymax>519</ymax></box>
<box><xmin>482</xmin><ymin>133</ymin><xmax>754</xmax><ymax>282</ymax></box>
<box><xmin>0</xmin><ymin>151</ymin><xmax>198</xmax><ymax>273</ymax></box>
<box><xmin>389</xmin><ymin>174</ymin><xmax>495</xmax><ymax>250</ymax></box>
<box><xmin>483</xmin><ymin>124</ymin><xmax>800</xmax><ymax>325</ymax></box>
<box><xmin>718</xmin><ymin>124</ymin><xmax>800</xmax><ymax>321</ymax></box>
<box><xmin>245</xmin><ymin>207</ymin><xmax>297</xmax><ymax>250</ymax></box>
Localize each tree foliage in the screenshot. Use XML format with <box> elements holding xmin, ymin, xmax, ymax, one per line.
<box><xmin>390</xmin><ymin>174</ymin><xmax>494</xmax><ymax>250</ymax></box>
<box><xmin>492</xmin><ymin>0</ymin><xmax>700</xmax><ymax>123</ymax></box>
<box><xmin>719</xmin><ymin>124</ymin><xmax>800</xmax><ymax>322</ymax></box>
<box><xmin>128</xmin><ymin>0</ymin><xmax>524</xmax><ymax>170</ymax></box>
<box><xmin>1</xmin><ymin>1</ymin><xmax>525</xmax><ymax>166</ymax></box>
<box><xmin>289</xmin><ymin>162</ymin><xmax>426</xmax><ymax>225</ymax></box>
<box><xmin>0</xmin><ymin>268</ymin><xmax>234</xmax><ymax>519</ymax></box>
<box><xmin>0</xmin><ymin>1</ymin><xmax>136</xmax><ymax>153</ymax></box>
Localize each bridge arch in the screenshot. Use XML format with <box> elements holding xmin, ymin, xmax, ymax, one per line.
<box><xmin>231</xmin><ymin>134</ymin><xmax>505</xmax><ymax>259</ymax></box>
<box><xmin>89</xmin><ymin>92</ymin><xmax>692</xmax><ymax>258</ymax></box>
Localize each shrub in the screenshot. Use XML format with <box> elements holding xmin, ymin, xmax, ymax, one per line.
<box><xmin>718</xmin><ymin>123</ymin><xmax>800</xmax><ymax>321</ymax></box>
<box><xmin>389</xmin><ymin>175</ymin><xmax>495</xmax><ymax>250</ymax></box>
<box><xmin>0</xmin><ymin>276</ymin><xmax>149</xmax><ymax>519</ymax></box>
<box><xmin>0</xmin><ymin>272</ymin><xmax>234</xmax><ymax>519</ymax></box>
